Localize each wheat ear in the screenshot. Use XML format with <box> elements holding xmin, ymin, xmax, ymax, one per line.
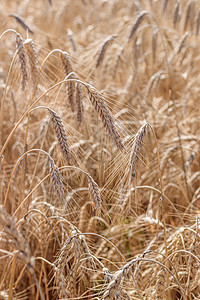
<box><xmin>16</xmin><ymin>34</ymin><xmax>27</xmax><ymax>90</ymax></box>
<box><xmin>87</xmin><ymin>175</ymin><xmax>102</xmax><ymax>215</ymax></box>
<box><xmin>103</xmin><ymin>260</ymin><xmax>134</xmax><ymax>299</ymax></box>
<box><xmin>96</xmin><ymin>35</ymin><xmax>114</xmax><ymax>67</ymax></box>
<box><xmin>129</xmin><ymin>123</ymin><xmax>150</xmax><ymax>182</ymax></box>
<box><xmin>173</xmin><ymin>0</ymin><xmax>181</xmax><ymax>28</ymax></box>
<box><xmin>76</xmin><ymin>83</ymin><xmax>83</xmax><ymax>123</ymax></box>
<box><xmin>60</xmin><ymin>51</ymin><xmax>75</xmax><ymax>111</ymax></box>
<box><xmin>67</xmin><ymin>29</ymin><xmax>76</xmax><ymax>52</ymax></box>
<box><xmin>24</xmin><ymin>39</ymin><xmax>38</xmax><ymax>86</ymax></box>
<box><xmin>195</xmin><ymin>8</ymin><xmax>200</xmax><ymax>35</ymax></box>
<box><xmin>0</xmin><ymin>205</ymin><xmax>34</xmax><ymax>272</ymax></box>
<box><xmin>128</xmin><ymin>11</ymin><xmax>148</xmax><ymax>41</ymax></box>
<box><xmin>86</xmin><ymin>85</ymin><xmax>125</xmax><ymax>151</ymax></box>
<box><xmin>156</xmin><ymin>268</ymin><xmax>167</xmax><ymax>299</ymax></box>
<box><xmin>9</xmin><ymin>14</ymin><xmax>34</xmax><ymax>34</ymax></box>
<box><xmin>49</xmin><ymin>157</ymin><xmax>65</xmax><ymax>204</ymax></box>
<box><xmin>48</xmin><ymin>108</ymin><xmax>71</xmax><ymax>163</ymax></box>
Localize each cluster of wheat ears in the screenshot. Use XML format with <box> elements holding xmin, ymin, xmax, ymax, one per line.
<box><xmin>0</xmin><ymin>0</ymin><xmax>200</xmax><ymax>299</ymax></box>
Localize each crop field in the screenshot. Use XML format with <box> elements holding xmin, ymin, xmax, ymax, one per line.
<box><xmin>0</xmin><ymin>0</ymin><xmax>200</xmax><ymax>299</ymax></box>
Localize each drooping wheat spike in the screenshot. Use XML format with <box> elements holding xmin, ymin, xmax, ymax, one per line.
<box><xmin>16</xmin><ymin>34</ymin><xmax>27</xmax><ymax>90</ymax></box>
<box><xmin>162</xmin><ymin>0</ymin><xmax>169</xmax><ymax>13</ymax></box>
<box><xmin>146</xmin><ymin>70</ymin><xmax>164</xmax><ymax>100</ymax></box>
<box><xmin>156</xmin><ymin>268</ymin><xmax>167</xmax><ymax>300</ymax></box>
<box><xmin>0</xmin><ymin>205</ymin><xmax>34</xmax><ymax>273</ymax></box>
<box><xmin>169</xmin><ymin>32</ymin><xmax>190</xmax><ymax>63</ymax></box>
<box><xmin>0</xmin><ymin>155</ymin><xmax>3</xmax><ymax>172</ymax></box>
<box><xmin>67</xmin><ymin>29</ymin><xmax>76</xmax><ymax>52</ymax></box>
<box><xmin>128</xmin><ymin>11</ymin><xmax>148</xmax><ymax>42</ymax></box>
<box><xmin>103</xmin><ymin>259</ymin><xmax>134</xmax><ymax>299</ymax></box>
<box><xmin>87</xmin><ymin>174</ymin><xmax>101</xmax><ymax>215</ymax></box>
<box><xmin>152</xmin><ymin>29</ymin><xmax>158</xmax><ymax>63</ymax></box>
<box><xmin>49</xmin><ymin>108</ymin><xmax>71</xmax><ymax>163</ymax></box>
<box><xmin>86</xmin><ymin>85</ymin><xmax>125</xmax><ymax>151</ymax></box>
<box><xmin>96</xmin><ymin>35</ymin><xmax>114</xmax><ymax>68</ymax></box>
<box><xmin>76</xmin><ymin>83</ymin><xmax>83</xmax><ymax>123</ymax></box>
<box><xmin>129</xmin><ymin>123</ymin><xmax>149</xmax><ymax>182</ymax></box>
<box><xmin>184</xmin><ymin>1</ymin><xmax>196</xmax><ymax>32</ymax></box>
<box><xmin>195</xmin><ymin>8</ymin><xmax>200</xmax><ymax>35</ymax></box>
<box><xmin>49</xmin><ymin>157</ymin><xmax>65</xmax><ymax>205</ymax></box>
<box><xmin>24</xmin><ymin>39</ymin><xmax>38</xmax><ymax>86</ymax></box>
<box><xmin>60</xmin><ymin>51</ymin><xmax>74</xmax><ymax>112</ymax></box>
<box><xmin>173</xmin><ymin>0</ymin><xmax>181</xmax><ymax>28</ymax></box>
<box><xmin>9</xmin><ymin>14</ymin><xmax>34</xmax><ymax>34</ymax></box>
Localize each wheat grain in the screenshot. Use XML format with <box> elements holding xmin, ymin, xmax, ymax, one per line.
<box><xmin>86</xmin><ymin>85</ymin><xmax>125</xmax><ymax>151</ymax></box>
<box><xmin>16</xmin><ymin>34</ymin><xmax>27</xmax><ymax>90</ymax></box>
<box><xmin>49</xmin><ymin>108</ymin><xmax>71</xmax><ymax>163</ymax></box>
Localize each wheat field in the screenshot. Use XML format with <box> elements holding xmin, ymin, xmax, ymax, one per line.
<box><xmin>0</xmin><ymin>0</ymin><xmax>200</xmax><ymax>299</ymax></box>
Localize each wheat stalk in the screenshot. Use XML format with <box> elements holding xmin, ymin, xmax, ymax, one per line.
<box><xmin>86</xmin><ymin>85</ymin><xmax>125</xmax><ymax>151</ymax></box>
<box><xmin>48</xmin><ymin>108</ymin><xmax>71</xmax><ymax>163</ymax></box>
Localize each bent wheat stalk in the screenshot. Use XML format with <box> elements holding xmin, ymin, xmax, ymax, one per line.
<box><xmin>4</xmin><ymin>149</ymin><xmax>65</xmax><ymax>208</ymax></box>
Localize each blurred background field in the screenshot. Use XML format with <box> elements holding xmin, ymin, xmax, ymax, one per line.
<box><xmin>0</xmin><ymin>0</ymin><xmax>200</xmax><ymax>299</ymax></box>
